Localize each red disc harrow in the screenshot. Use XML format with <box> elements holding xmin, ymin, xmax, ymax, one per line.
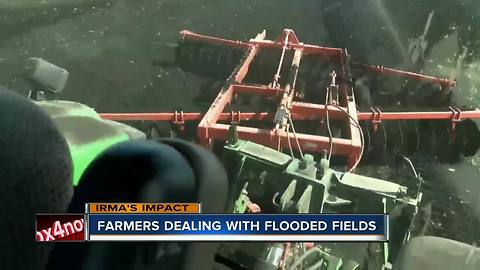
<box><xmin>100</xmin><ymin>29</ymin><xmax>480</xmax><ymax>171</ymax></box>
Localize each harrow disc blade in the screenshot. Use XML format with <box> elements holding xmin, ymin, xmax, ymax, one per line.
<box><xmin>456</xmin><ymin>119</ymin><xmax>480</xmax><ymax>157</ymax></box>
<box><xmin>400</xmin><ymin>120</ymin><xmax>421</xmax><ymax>155</ymax></box>
<box><xmin>430</xmin><ymin>121</ymin><xmax>457</xmax><ymax>162</ymax></box>
<box><xmin>385</xmin><ymin>121</ymin><xmax>405</xmax><ymax>155</ymax></box>
<box><xmin>175</xmin><ymin>39</ymin><xmax>245</xmax><ymax>79</ymax></box>
<box><xmin>367</xmin><ymin>124</ymin><xmax>388</xmax><ymax>163</ymax></box>
<box><xmin>358</xmin><ymin>118</ymin><xmax>480</xmax><ymax>165</ymax></box>
<box><xmin>360</xmin><ymin>121</ymin><xmax>373</xmax><ymax>157</ymax></box>
<box><xmin>418</xmin><ymin>120</ymin><xmax>437</xmax><ymax>157</ymax></box>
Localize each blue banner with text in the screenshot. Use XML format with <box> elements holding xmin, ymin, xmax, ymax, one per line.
<box><xmin>87</xmin><ymin>214</ymin><xmax>388</xmax><ymax>242</ymax></box>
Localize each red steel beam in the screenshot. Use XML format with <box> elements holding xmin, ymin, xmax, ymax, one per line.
<box><xmin>248</xmin><ymin>40</ymin><xmax>342</xmax><ymax>57</ymax></box>
<box><xmin>197</xmin><ymin>84</ymin><xmax>234</xmax><ymax>144</ymax></box>
<box><xmin>197</xmin><ymin>42</ymin><xmax>260</xmax><ymax>145</ymax></box>
<box><xmin>208</xmin><ymin>124</ymin><xmax>356</xmax><ymax>156</ymax></box>
<box><xmin>338</xmin><ymin>50</ymin><xmax>362</xmax><ymax>168</ymax></box>
<box><xmin>357</xmin><ymin>110</ymin><xmax>480</xmax><ymax>121</ymax></box>
<box><xmin>289</xmin><ymin>99</ymin><xmax>347</xmax><ymax>120</ymax></box>
<box><xmin>100</xmin><ymin>112</ymin><xmax>272</xmax><ymax>122</ymax></box>
<box><xmin>351</xmin><ymin>62</ymin><xmax>456</xmax><ymax>89</ymax></box>
<box><xmin>100</xmin><ymin>110</ymin><xmax>480</xmax><ymax>122</ymax></box>
<box><xmin>100</xmin><ymin>112</ymin><xmax>200</xmax><ymax>121</ymax></box>
<box><xmin>179</xmin><ymin>30</ymin><xmax>251</xmax><ymax>49</ymax></box>
<box><xmin>199</xmin><ymin>47</ymin><xmax>258</xmax><ymax>126</ymax></box>
<box><xmin>181</xmin><ymin>29</ymin><xmax>342</xmax><ymax>57</ymax></box>
<box><xmin>98</xmin><ymin>111</ymin><xmax>336</xmax><ymax>122</ymax></box>
<box><xmin>232</xmin><ymin>84</ymin><xmax>284</xmax><ymax>97</ymax></box>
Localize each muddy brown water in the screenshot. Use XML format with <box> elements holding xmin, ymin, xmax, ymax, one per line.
<box><xmin>1</xmin><ymin>0</ymin><xmax>480</xmax><ymax>249</ymax></box>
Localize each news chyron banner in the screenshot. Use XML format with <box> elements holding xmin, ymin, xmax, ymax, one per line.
<box><xmin>36</xmin><ymin>203</ymin><xmax>389</xmax><ymax>242</ymax></box>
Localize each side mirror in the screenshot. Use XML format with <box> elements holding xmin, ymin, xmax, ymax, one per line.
<box><xmin>24</xmin><ymin>58</ymin><xmax>69</xmax><ymax>98</ymax></box>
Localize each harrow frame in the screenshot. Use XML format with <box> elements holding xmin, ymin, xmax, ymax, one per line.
<box><xmin>99</xmin><ymin>29</ymin><xmax>480</xmax><ymax>170</ymax></box>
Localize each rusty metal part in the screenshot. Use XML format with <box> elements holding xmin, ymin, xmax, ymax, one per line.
<box><xmin>277</xmin><ymin>243</ymin><xmax>290</xmax><ymax>270</ymax></box>
<box><xmin>246</xmin><ymin>202</ymin><xmax>261</xmax><ymax>214</ymax></box>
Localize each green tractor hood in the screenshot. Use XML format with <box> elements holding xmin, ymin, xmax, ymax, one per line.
<box><xmin>35</xmin><ymin>100</ymin><xmax>145</xmax><ymax>185</ymax></box>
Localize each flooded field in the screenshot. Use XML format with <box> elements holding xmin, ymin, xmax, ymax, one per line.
<box><xmin>1</xmin><ymin>0</ymin><xmax>479</xmax><ymax>247</ymax></box>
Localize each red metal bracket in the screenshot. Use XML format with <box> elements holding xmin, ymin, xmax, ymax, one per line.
<box><xmin>246</xmin><ymin>202</ymin><xmax>261</xmax><ymax>214</ymax></box>
<box><xmin>449</xmin><ymin>106</ymin><xmax>462</xmax><ymax>123</ymax></box>
<box><xmin>173</xmin><ymin>111</ymin><xmax>186</xmax><ymax>132</ymax></box>
<box><xmin>449</xmin><ymin>106</ymin><xmax>462</xmax><ymax>141</ymax></box>
<box><xmin>275</xmin><ymin>29</ymin><xmax>301</xmax><ymax>46</ymax></box>
<box><xmin>230</xmin><ymin>111</ymin><xmax>242</xmax><ymax>124</ymax></box>
<box><xmin>371</xmin><ymin>107</ymin><xmax>382</xmax><ymax>131</ymax></box>
<box><xmin>173</xmin><ymin>111</ymin><xmax>185</xmax><ymax>125</ymax></box>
